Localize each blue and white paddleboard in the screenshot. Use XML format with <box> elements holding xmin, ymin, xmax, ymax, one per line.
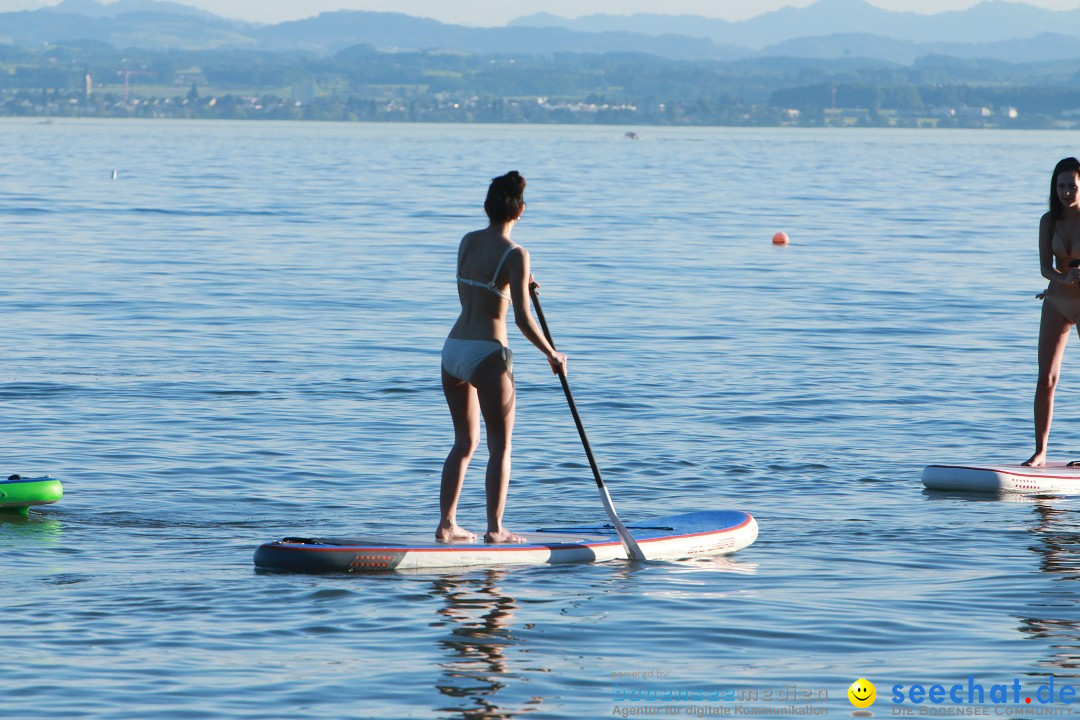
<box><xmin>253</xmin><ymin>510</ymin><xmax>758</xmax><ymax>573</ymax></box>
<box><xmin>922</xmin><ymin>462</ymin><xmax>1080</xmax><ymax>494</ymax></box>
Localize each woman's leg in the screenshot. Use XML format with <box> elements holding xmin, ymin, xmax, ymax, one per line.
<box><xmin>472</xmin><ymin>349</ymin><xmax>524</xmax><ymax>543</ymax></box>
<box><xmin>436</xmin><ymin>367</ymin><xmax>480</xmax><ymax>541</ymax></box>
<box><xmin>1026</xmin><ymin>300</ymin><xmax>1074</xmax><ymax>466</ymax></box>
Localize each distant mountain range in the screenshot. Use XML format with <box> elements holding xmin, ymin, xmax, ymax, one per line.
<box><xmin>511</xmin><ymin>0</ymin><xmax>1080</xmax><ymax>47</ymax></box>
<box><xmin>3</xmin><ymin>0</ymin><xmax>1080</xmax><ymax>63</ymax></box>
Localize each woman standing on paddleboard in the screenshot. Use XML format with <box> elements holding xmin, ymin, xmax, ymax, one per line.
<box><xmin>437</xmin><ymin>171</ymin><xmax>567</xmax><ymax>543</ymax></box>
<box><xmin>1027</xmin><ymin>156</ymin><xmax>1080</xmax><ymax>467</ymax></box>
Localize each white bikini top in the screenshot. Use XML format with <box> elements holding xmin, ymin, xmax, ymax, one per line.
<box><xmin>457</xmin><ymin>244</ymin><xmax>520</xmax><ymax>301</ymax></box>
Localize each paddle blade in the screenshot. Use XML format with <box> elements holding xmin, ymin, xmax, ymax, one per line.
<box><xmin>597</xmin><ymin>485</ymin><xmax>646</xmax><ymax>561</ymax></box>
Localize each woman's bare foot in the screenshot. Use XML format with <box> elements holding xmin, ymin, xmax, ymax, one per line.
<box><xmin>435</xmin><ymin>521</ymin><xmax>477</xmax><ymax>543</ymax></box>
<box><xmin>1023</xmin><ymin>451</ymin><xmax>1046</xmax><ymax>467</ymax></box>
<box><xmin>484</xmin><ymin>528</ymin><xmax>526</xmax><ymax>544</ymax></box>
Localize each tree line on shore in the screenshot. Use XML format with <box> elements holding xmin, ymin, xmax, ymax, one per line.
<box><xmin>3</xmin><ymin>40</ymin><xmax>1079</xmax><ymax>127</ymax></box>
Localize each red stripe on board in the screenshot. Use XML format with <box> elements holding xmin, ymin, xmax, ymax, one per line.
<box><xmin>282</xmin><ymin>541</ymin><xmax>620</xmax><ymax>554</ymax></box>
<box><xmin>276</xmin><ymin>513</ymin><xmax>753</xmax><ymax>554</ymax></box>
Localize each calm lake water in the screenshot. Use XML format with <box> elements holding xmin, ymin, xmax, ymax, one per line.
<box><xmin>4</xmin><ymin>119</ymin><xmax>1080</xmax><ymax>719</ymax></box>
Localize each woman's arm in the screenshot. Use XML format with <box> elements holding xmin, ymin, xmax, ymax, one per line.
<box><xmin>1040</xmin><ymin>212</ymin><xmax>1077</xmax><ymax>286</ymax></box>
<box><xmin>507</xmin><ymin>247</ymin><xmax>567</xmax><ymax>374</ymax></box>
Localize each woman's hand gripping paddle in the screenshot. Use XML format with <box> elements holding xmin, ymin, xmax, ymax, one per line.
<box><xmin>529</xmin><ymin>282</ymin><xmax>646</xmax><ymax>561</ymax></box>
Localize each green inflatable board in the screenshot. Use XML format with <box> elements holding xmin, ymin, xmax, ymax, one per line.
<box><xmin>0</xmin><ymin>475</ymin><xmax>63</xmax><ymax>516</ymax></box>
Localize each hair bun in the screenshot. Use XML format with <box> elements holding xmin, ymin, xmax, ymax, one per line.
<box><xmin>484</xmin><ymin>171</ymin><xmax>527</xmax><ymax>222</ymax></box>
<box><xmin>505</xmin><ymin>170</ymin><xmax>525</xmax><ymax>192</ymax></box>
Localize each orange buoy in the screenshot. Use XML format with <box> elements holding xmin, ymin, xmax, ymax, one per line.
<box><xmin>772</xmin><ymin>232</ymin><xmax>789</xmax><ymax>245</ymax></box>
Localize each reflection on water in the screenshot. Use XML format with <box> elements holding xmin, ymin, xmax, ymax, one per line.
<box><xmin>431</xmin><ymin>570</ymin><xmax>540</xmax><ymax>719</ymax></box>
<box><xmin>921</xmin><ymin>491</ymin><xmax>1080</xmax><ymax>680</ymax></box>
<box><xmin>425</xmin><ymin>555</ymin><xmax>761</xmax><ymax>718</ymax></box>
<box><xmin>1022</xmin><ymin>498</ymin><xmax>1080</xmax><ymax>678</ymax></box>
<box><xmin>1028</xmin><ymin>499</ymin><xmax>1080</xmax><ymax>577</ymax></box>
<box><xmin>665</xmin><ymin>555</ymin><xmax>760</xmax><ymax>575</ymax></box>
<box><xmin>0</xmin><ymin>510</ymin><xmax>63</xmax><ymax>541</ymax></box>
<box><xmin>922</xmin><ymin>488</ymin><xmax>1037</xmax><ymax>504</ymax></box>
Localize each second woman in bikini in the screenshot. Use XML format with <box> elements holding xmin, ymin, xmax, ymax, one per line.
<box><xmin>1026</xmin><ymin>156</ymin><xmax>1080</xmax><ymax>466</ymax></box>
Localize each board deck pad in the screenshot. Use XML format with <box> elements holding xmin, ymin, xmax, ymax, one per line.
<box><xmin>254</xmin><ymin>510</ymin><xmax>758</xmax><ymax>573</ymax></box>
<box><xmin>922</xmin><ymin>462</ymin><xmax>1080</xmax><ymax>494</ymax></box>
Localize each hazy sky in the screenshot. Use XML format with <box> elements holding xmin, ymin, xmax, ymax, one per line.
<box><xmin>3</xmin><ymin>0</ymin><xmax>1079</xmax><ymax>25</ymax></box>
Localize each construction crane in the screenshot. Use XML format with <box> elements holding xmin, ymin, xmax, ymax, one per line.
<box><xmin>117</xmin><ymin>60</ymin><xmax>153</xmax><ymax>102</ymax></box>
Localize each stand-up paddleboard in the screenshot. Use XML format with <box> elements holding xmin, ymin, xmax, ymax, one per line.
<box><xmin>254</xmin><ymin>510</ymin><xmax>758</xmax><ymax>573</ymax></box>
<box><xmin>0</xmin><ymin>475</ymin><xmax>63</xmax><ymax>516</ymax></box>
<box><xmin>922</xmin><ymin>462</ymin><xmax>1080</xmax><ymax>494</ymax></box>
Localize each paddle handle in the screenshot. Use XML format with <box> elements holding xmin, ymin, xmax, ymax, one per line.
<box><xmin>529</xmin><ymin>282</ymin><xmax>644</xmax><ymax>561</ymax></box>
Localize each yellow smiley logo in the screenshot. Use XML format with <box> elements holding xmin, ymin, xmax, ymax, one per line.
<box><xmin>848</xmin><ymin>678</ymin><xmax>876</xmax><ymax>709</ymax></box>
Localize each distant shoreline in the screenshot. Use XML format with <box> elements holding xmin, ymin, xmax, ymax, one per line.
<box><xmin>4</xmin><ymin>114</ymin><xmax>1065</xmax><ymax>131</ymax></box>
<box><xmin>2</xmin><ymin>92</ymin><xmax>1066</xmax><ymax>131</ymax></box>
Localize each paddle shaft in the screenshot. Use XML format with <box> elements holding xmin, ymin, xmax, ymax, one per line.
<box><xmin>529</xmin><ymin>283</ymin><xmax>644</xmax><ymax>561</ymax></box>
<box><xmin>531</xmin><ymin>301</ymin><xmax>604</xmax><ymax>491</ymax></box>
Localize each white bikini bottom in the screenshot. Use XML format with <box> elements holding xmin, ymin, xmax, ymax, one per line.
<box><xmin>441</xmin><ymin>338</ymin><xmax>513</xmax><ymax>382</ymax></box>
